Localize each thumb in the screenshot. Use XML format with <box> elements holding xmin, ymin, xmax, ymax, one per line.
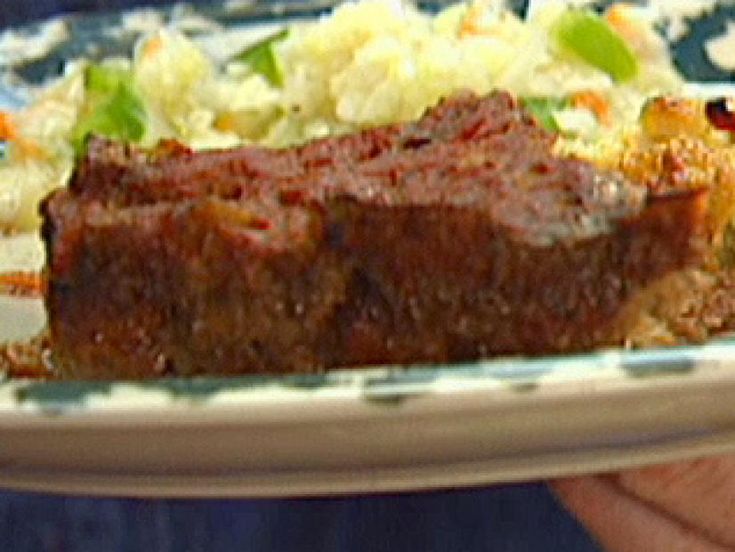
<box><xmin>551</xmin><ymin>458</ymin><xmax>735</xmax><ymax>552</ymax></box>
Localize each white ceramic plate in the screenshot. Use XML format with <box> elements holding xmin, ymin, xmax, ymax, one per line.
<box><xmin>2</xmin><ymin>234</ymin><xmax>735</xmax><ymax>498</ymax></box>
<box><xmin>1</xmin><ymin>0</ymin><xmax>735</xmax><ymax>498</ymax></box>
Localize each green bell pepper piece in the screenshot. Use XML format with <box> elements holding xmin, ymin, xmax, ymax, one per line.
<box><xmin>555</xmin><ymin>9</ymin><xmax>639</xmax><ymax>82</ymax></box>
<box><xmin>73</xmin><ymin>65</ymin><xmax>147</xmax><ymax>154</ymax></box>
<box><xmin>521</xmin><ymin>96</ymin><xmax>569</xmax><ymax>132</ymax></box>
<box><xmin>235</xmin><ymin>29</ymin><xmax>289</xmax><ymax>87</ymax></box>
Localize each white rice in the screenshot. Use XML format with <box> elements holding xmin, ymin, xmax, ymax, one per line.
<box><xmin>0</xmin><ymin>0</ymin><xmax>716</xmax><ymax>231</ymax></box>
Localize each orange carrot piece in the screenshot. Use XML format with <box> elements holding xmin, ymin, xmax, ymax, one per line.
<box><xmin>0</xmin><ymin>272</ymin><xmax>46</xmax><ymax>297</ymax></box>
<box><xmin>572</xmin><ymin>91</ymin><xmax>613</xmax><ymax>126</ymax></box>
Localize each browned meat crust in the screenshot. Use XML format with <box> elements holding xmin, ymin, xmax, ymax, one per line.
<box><xmin>42</xmin><ymin>92</ymin><xmax>711</xmax><ymax>379</ymax></box>
<box><xmin>70</xmin><ymin>91</ymin><xmax>544</xmax><ymax>206</ymax></box>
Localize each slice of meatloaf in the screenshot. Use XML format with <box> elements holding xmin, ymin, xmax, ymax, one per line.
<box><xmin>42</xmin><ymin>92</ymin><xmax>711</xmax><ymax>379</ymax></box>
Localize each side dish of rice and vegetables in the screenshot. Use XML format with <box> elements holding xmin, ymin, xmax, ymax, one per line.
<box><xmin>0</xmin><ymin>0</ymin><xmax>732</xmax><ymax>233</ymax></box>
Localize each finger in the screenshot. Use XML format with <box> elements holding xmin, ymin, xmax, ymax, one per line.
<box><xmin>552</xmin><ymin>476</ymin><xmax>730</xmax><ymax>552</ymax></box>
<box><xmin>612</xmin><ymin>455</ymin><xmax>735</xmax><ymax>548</ymax></box>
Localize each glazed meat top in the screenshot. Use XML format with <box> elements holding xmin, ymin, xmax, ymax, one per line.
<box><xmin>65</xmin><ymin>91</ymin><xmax>645</xmax><ymax>246</ymax></box>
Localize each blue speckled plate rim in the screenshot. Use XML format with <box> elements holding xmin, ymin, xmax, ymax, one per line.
<box><xmin>2</xmin><ymin>0</ymin><xmax>733</xmax><ymax>84</ymax></box>
<box><xmin>2</xmin><ymin>338</ymin><xmax>734</xmax><ymax>415</ymax></box>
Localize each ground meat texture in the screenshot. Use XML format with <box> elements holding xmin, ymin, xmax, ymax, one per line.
<box><xmin>42</xmin><ymin>92</ymin><xmax>711</xmax><ymax>379</ymax></box>
<box><xmin>68</xmin><ymin>92</ymin><xmax>545</xmax><ymax>206</ymax></box>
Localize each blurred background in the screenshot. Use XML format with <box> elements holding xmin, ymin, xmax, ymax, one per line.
<box><xmin>0</xmin><ymin>1</ymin><xmax>602</xmax><ymax>550</ymax></box>
<box><xmin>1</xmin><ymin>0</ymin><xmax>173</xmax><ymax>27</ymax></box>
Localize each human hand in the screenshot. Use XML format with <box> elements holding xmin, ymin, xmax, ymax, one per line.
<box><xmin>551</xmin><ymin>454</ymin><xmax>735</xmax><ymax>551</ymax></box>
